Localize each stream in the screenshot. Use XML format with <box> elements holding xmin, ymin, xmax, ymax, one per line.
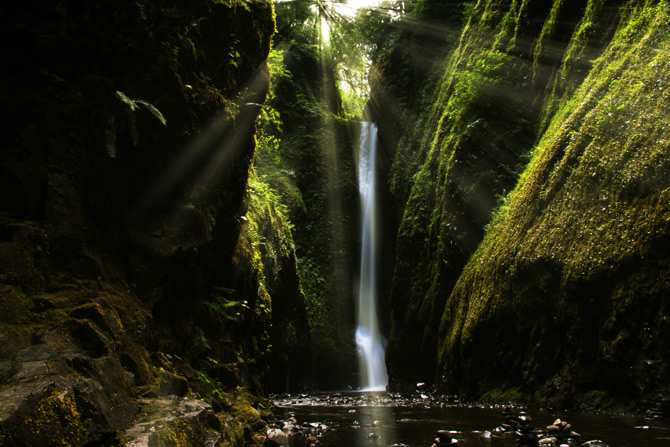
<box><xmin>270</xmin><ymin>392</ymin><xmax>670</xmax><ymax>447</ymax></box>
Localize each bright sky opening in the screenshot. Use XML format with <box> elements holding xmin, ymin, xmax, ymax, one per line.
<box><xmin>334</xmin><ymin>0</ymin><xmax>385</xmax><ymax>18</ymax></box>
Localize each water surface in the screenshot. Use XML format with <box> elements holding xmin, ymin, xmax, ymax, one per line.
<box><xmin>271</xmin><ymin>393</ymin><xmax>670</xmax><ymax>447</ymax></box>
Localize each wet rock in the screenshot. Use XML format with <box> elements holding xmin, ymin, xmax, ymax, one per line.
<box><xmin>265</xmin><ymin>427</ymin><xmax>287</xmax><ymax>446</ymax></box>
<box><xmin>124</xmin><ymin>396</ymin><xmax>218</xmax><ymax>447</ymax></box>
<box><xmin>644</xmin><ymin>393</ymin><xmax>670</xmax><ymax>420</ymax></box>
<box><xmin>514</xmin><ymin>411</ymin><xmax>538</xmax><ymax>446</ymax></box>
<box><xmin>0</xmin><ymin>379</ymin><xmax>79</xmax><ymax>445</ymax></box>
<box><xmin>72</xmin><ymin>355</ymin><xmax>139</xmax><ymax>427</ymax></box>
<box><xmin>0</xmin><ymin>326</ymin><xmax>30</xmax><ymax>359</ymax></box>
<box><xmin>494</xmin><ymin>405</ymin><xmax>520</xmax><ymax>433</ymax></box>
<box><xmin>431</xmin><ymin>429</ymin><xmax>458</xmax><ymax>446</ymax></box>
<box><xmin>12</xmin><ymin>344</ymin><xmax>70</xmax><ymax>382</ymax></box>
<box><xmin>282</xmin><ymin>416</ymin><xmax>297</xmax><ymax>431</ymax></box>
<box><xmin>12</xmin><ymin>356</ymin><xmax>70</xmax><ymax>382</ymax></box>
<box><xmin>0</xmin><ymin>318</ymin><xmax>141</xmax><ymax>445</ymax></box>
<box><xmin>72</xmin><ymin>378</ymin><xmax>120</xmax><ymax>430</ymax></box>
<box><xmin>541</xmin><ymin>418</ymin><xmax>581</xmax><ymax>446</ymax></box>
<box><xmin>0</xmin><ymin>379</ymin><xmax>53</xmax><ymax>427</ymax></box>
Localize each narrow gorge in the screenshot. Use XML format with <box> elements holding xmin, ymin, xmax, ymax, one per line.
<box><xmin>0</xmin><ymin>0</ymin><xmax>669</xmax><ymax>446</ymax></box>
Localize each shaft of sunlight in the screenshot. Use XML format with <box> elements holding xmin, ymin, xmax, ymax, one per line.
<box><xmin>130</xmin><ymin>59</ymin><xmax>271</xmax><ymax>231</ymax></box>
<box><xmin>321</xmin><ymin>14</ymin><xmax>331</xmax><ymax>45</ymax></box>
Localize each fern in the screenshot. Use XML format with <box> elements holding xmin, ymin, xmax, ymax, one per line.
<box><xmin>115</xmin><ymin>91</ymin><xmax>167</xmax><ymax>126</ymax></box>
<box><xmin>105</xmin><ymin>90</ymin><xmax>167</xmax><ymax>157</ymax></box>
<box><xmin>115</xmin><ymin>90</ymin><xmax>136</xmax><ymax>111</ymax></box>
<box><xmin>135</xmin><ymin>99</ymin><xmax>167</xmax><ymax>125</ymax></box>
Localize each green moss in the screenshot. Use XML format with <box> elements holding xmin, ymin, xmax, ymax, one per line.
<box><xmin>150</xmin><ymin>418</ymin><xmax>204</xmax><ymax>447</ymax></box>
<box><xmin>480</xmin><ymin>387</ymin><xmax>524</xmax><ymax>404</ymax></box>
<box><xmin>534</xmin><ymin>0</ymin><xmax>615</xmax><ymax>133</ymax></box>
<box><xmin>0</xmin><ymin>286</ymin><xmax>30</xmax><ymax>324</ymax></box>
<box><xmin>434</xmin><ymin>0</ymin><xmax>670</xmax><ymax>406</ymax></box>
<box><xmin>386</xmin><ymin>0</ymin><xmax>542</xmax><ymax>387</ymax></box>
<box><xmin>531</xmin><ymin>0</ymin><xmax>566</xmax><ymax>81</ymax></box>
<box><xmin>582</xmin><ymin>390</ymin><xmax>617</xmax><ymax>410</ymax></box>
<box><xmin>22</xmin><ymin>386</ymin><xmax>91</xmax><ymax>446</ymax></box>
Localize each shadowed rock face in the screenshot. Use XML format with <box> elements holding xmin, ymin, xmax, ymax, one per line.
<box><xmin>0</xmin><ymin>1</ymin><xmax>306</xmax><ymax>445</ymax></box>
<box><xmin>0</xmin><ymin>297</ymin><xmax>146</xmax><ymax>445</ymax></box>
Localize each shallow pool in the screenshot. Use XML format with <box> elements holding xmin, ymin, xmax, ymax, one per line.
<box><xmin>270</xmin><ymin>393</ymin><xmax>670</xmax><ymax>447</ymax></box>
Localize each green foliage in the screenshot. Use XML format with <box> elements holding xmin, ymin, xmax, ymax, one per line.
<box><xmin>249</xmin><ymin>176</ymin><xmax>290</xmax><ymax>222</ymax></box>
<box><xmin>448</xmin><ymin>49</ymin><xmax>509</xmax><ymax>119</ymax></box>
<box><xmin>115</xmin><ymin>91</ymin><xmax>167</xmax><ymax>125</ymax></box>
<box><xmin>228</xmin><ymin>39</ymin><xmax>242</xmax><ymax>68</ymax></box>
<box><xmin>257</xmin><ymin>0</ymin><xmax>373</xmax><ymax>387</ymax></box>
<box><xmin>193</xmin><ymin>327</ymin><xmax>211</xmax><ymax>352</ymax></box>
<box><xmin>461</xmin><ymin>1</ymin><xmax>477</xmax><ymax>22</ymax></box>
<box><xmin>297</xmin><ymin>256</ymin><xmax>327</xmax><ymax>334</ymax></box>
<box><xmin>255</xmin><ymin>49</ymin><xmax>286</xmax><ymax>163</ymax></box>
<box><xmin>203</xmin><ymin>287</ymin><xmax>246</xmax><ymax>323</ymax></box>
<box><xmin>105</xmin><ymin>90</ymin><xmax>167</xmax><ymax>158</ymax></box>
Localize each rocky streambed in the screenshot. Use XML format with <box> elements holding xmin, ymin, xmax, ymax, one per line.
<box><xmin>266</xmin><ymin>393</ymin><xmax>670</xmax><ymax>447</ymax></box>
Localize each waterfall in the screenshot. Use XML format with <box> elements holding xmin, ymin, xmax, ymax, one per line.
<box><xmin>356</xmin><ymin>122</ymin><xmax>388</xmax><ymax>391</ymax></box>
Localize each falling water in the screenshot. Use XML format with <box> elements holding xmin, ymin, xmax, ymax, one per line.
<box><xmin>356</xmin><ymin>122</ymin><xmax>388</xmax><ymax>391</ymax></box>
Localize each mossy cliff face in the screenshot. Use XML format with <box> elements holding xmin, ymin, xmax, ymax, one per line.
<box><xmin>379</xmin><ymin>0</ymin><xmax>670</xmax><ymax>408</ymax></box>
<box><xmin>437</xmin><ymin>0</ymin><xmax>670</xmax><ymax>408</ymax></box>
<box><xmin>0</xmin><ymin>0</ymin><xmax>307</xmax><ymax>444</ymax></box>
<box><xmin>224</xmin><ymin>173</ymin><xmax>312</xmax><ymax>393</ymax></box>
<box><xmin>366</xmin><ymin>1</ymin><xmax>469</xmax><ymax>349</ymax></box>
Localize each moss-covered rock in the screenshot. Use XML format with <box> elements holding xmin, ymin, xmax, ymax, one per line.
<box><xmin>376</xmin><ymin>0</ymin><xmax>670</xmax><ymax>411</ymax></box>
<box><xmin>435</xmin><ymin>0</ymin><xmax>670</xmax><ymax>408</ymax></box>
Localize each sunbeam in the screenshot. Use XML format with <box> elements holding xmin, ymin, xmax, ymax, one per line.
<box><xmin>129</xmin><ymin>60</ymin><xmax>272</xmax><ymax>239</ymax></box>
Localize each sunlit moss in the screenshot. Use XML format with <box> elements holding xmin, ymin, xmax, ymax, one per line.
<box><xmin>436</xmin><ymin>0</ymin><xmax>670</xmax><ymax>406</ymax></box>
<box><xmin>21</xmin><ymin>386</ymin><xmax>91</xmax><ymax>446</ymax></box>
<box><xmin>387</xmin><ymin>0</ymin><xmax>541</xmax><ymax>386</ymax></box>
<box><xmin>534</xmin><ymin>0</ymin><xmax>615</xmax><ymax>133</ymax></box>
<box><xmin>148</xmin><ymin>418</ymin><xmax>204</xmax><ymax>447</ymax></box>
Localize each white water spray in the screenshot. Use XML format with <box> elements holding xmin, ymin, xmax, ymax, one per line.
<box><xmin>356</xmin><ymin>122</ymin><xmax>388</xmax><ymax>391</ymax></box>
